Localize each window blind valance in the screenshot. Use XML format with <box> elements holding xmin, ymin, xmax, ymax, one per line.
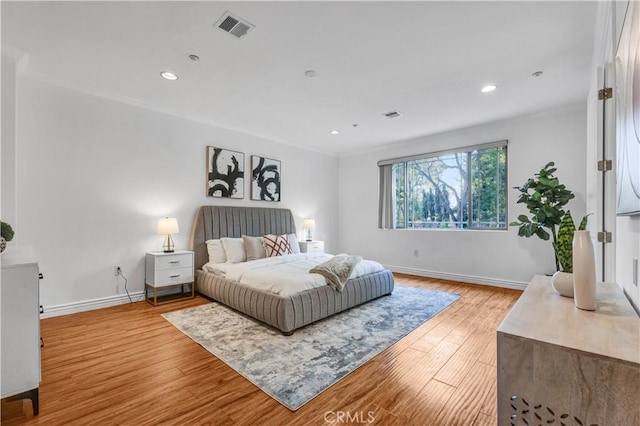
<box><xmin>377</xmin><ymin>140</ymin><xmax>507</xmax><ymax>167</ymax></box>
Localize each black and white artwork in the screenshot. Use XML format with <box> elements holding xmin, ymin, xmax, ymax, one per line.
<box><xmin>251</xmin><ymin>156</ymin><xmax>281</xmax><ymax>201</ymax></box>
<box><xmin>207</xmin><ymin>147</ymin><xmax>244</xmax><ymax>198</ymax></box>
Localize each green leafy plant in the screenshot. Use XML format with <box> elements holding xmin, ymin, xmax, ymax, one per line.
<box><xmin>1</xmin><ymin>221</ymin><xmax>14</xmax><ymax>242</ymax></box>
<box><xmin>509</xmin><ymin>162</ymin><xmax>575</xmax><ymax>271</ymax></box>
<box><xmin>553</xmin><ymin>211</ymin><xmax>589</xmax><ymax>273</ymax></box>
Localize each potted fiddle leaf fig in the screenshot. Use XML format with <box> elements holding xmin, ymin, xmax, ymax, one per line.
<box><xmin>550</xmin><ymin>211</ymin><xmax>589</xmax><ymax>297</ymax></box>
<box><xmin>1</xmin><ymin>220</ymin><xmax>14</xmax><ymax>253</ymax></box>
<box><xmin>510</xmin><ymin>162</ymin><xmax>575</xmax><ymax>272</ymax></box>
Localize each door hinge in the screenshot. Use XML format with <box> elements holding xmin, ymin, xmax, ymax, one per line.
<box><xmin>597</xmin><ymin>160</ymin><xmax>612</xmax><ymax>171</ymax></box>
<box><xmin>597</xmin><ymin>231</ymin><xmax>612</xmax><ymax>243</ymax></box>
<box><xmin>598</xmin><ymin>87</ymin><xmax>613</xmax><ymax>100</ymax></box>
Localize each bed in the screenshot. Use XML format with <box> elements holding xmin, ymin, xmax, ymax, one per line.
<box><xmin>189</xmin><ymin>205</ymin><xmax>394</xmax><ymax>334</ymax></box>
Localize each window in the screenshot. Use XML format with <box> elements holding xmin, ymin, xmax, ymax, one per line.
<box><xmin>379</xmin><ymin>141</ymin><xmax>507</xmax><ymax>230</ymax></box>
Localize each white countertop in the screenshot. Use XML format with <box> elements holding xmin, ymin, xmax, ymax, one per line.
<box><xmin>498</xmin><ymin>274</ymin><xmax>640</xmax><ymax>364</ymax></box>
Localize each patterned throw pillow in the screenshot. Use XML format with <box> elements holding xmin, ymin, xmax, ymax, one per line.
<box><xmin>263</xmin><ymin>234</ymin><xmax>292</xmax><ymax>257</ymax></box>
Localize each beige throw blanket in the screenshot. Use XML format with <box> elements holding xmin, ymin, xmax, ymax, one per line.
<box><xmin>310</xmin><ymin>254</ymin><xmax>363</xmax><ymax>292</ymax></box>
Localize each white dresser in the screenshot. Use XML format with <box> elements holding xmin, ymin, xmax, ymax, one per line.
<box><xmin>1</xmin><ymin>246</ymin><xmax>41</xmax><ymax>415</ymax></box>
<box><xmin>145</xmin><ymin>250</ymin><xmax>195</xmax><ymax>306</ymax></box>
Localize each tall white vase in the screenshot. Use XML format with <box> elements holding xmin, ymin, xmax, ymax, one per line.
<box><xmin>573</xmin><ymin>230</ymin><xmax>596</xmax><ymax>310</ymax></box>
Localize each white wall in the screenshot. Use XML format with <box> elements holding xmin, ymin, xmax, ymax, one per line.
<box><xmin>10</xmin><ymin>75</ymin><xmax>338</xmax><ymax>313</ymax></box>
<box><xmin>338</xmin><ymin>106</ymin><xmax>587</xmax><ymax>287</ymax></box>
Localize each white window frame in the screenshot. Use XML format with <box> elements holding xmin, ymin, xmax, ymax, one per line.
<box><xmin>378</xmin><ymin>140</ymin><xmax>508</xmax><ymax>231</ymax></box>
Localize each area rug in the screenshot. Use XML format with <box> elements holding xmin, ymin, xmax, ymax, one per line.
<box><xmin>162</xmin><ymin>284</ymin><xmax>460</xmax><ymax>410</ymax></box>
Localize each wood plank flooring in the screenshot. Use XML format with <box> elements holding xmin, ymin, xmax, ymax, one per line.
<box><xmin>1</xmin><ymin>274</ymin><xmax>521</xmax><ymax>425</ymax></box>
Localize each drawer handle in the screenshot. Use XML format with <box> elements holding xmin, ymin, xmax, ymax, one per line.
<box><xmin>170</xmin><ymin>274</ymin><xmax>181</xmax><ymax>278</ymax></box>
<box><xmin>169</xmin><ymin>261</ymin><xmax>181</xmax><ymax>264</ymax></box>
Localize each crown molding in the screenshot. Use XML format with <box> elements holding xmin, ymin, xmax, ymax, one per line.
<box><xmin>1</xmin><ymin>46</ymin><xmax>29</xmax><ymax>73</ymax></box>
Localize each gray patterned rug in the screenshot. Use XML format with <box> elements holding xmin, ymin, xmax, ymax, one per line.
<box><xmin>162</xmin><ymin>284</ymin><xmax>460</xmax><ymax>410</ymax></box>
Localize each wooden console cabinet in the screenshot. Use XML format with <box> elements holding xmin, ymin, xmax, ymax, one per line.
<box><xmin>497</xmin><ymin>275</ymin><xmax>639</xmax><ymax>426</ymax></box>
<box><xmin>1</xmin><ymin>246</ymin><xmax>41</xmax><ymax>415</ymax></box>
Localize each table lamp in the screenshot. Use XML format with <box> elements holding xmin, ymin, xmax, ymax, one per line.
<box><xmin>157</xmin><ymin>217</ymin><xmax>179</xmax><ymax>253</ymax></box>
<box><xmin>303</xmin><ymin>219</ymin><xmax>316</xmax><ymax>242</ymax></box>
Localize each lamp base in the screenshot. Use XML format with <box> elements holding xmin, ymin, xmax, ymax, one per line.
<box><xmin>163</xmin><ymin>234</ymin><xmax>175</xmax><ymax>253</ymax></box>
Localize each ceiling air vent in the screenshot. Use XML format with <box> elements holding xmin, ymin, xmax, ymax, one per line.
<box><xmin>383</xmin><ymin>111</ymin><xmax>403</xmax><ymax>119</ymax></box>
<box><xmin>215</xmin><ymin>11</ymin><xmax>254</xmax><ymax>39</ymax></box>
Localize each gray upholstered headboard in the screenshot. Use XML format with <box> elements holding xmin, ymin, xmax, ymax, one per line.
<box><xmin>189</xmin><ymin>205</ymin><xmax>297</xmax><ymax>270</ymax></box>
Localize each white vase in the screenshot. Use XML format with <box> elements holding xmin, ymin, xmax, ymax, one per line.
<box><xmin>551</xmin><ymin>271</ymin><xmax>574</xmax><ymax>297</ymax></box>
<box><xmin>573</xmin><ymin>230</ymin><xmax>596</xmax><ymax>311</ymax></box>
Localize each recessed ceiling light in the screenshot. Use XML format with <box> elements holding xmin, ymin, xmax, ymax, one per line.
<box><xmin>330</xmin><ymin>130</ymin><xmax>340</xmax><ymax>135</ymax></box>
<box><xmin>160</xmin><ymin>71</ymin><xmax>178</xmax><ymax>81</ymax></box>
<box><xmin>531</xmin><ymin>71</ymin><xmax>543</xmax><ymax>77</ymax></box>
<box><xmin>188</xmin><ymin>54</ymin><xmax>200</xmax><ymax>62</ymax></box>
<box><xmin>481</xmin><ymin>84</ymin><xmax>497</xmax><ymax>93</ymax></box>
<box><xmin>304</xmin><ymin>70</ymin><xmax>317</xmax><ymax>78</ymax></box>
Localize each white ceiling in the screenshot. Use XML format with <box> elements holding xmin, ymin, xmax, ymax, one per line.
<box><xmin>1</xmin><ymin>1</ymin><xmax>597</xmax><ymax>156</ymax></box>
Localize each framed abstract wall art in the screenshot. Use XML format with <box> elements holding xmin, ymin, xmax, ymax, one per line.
<box><xmin>615</xmin><ymin>1</ymin><xmax>640</xmax><ymax>215</ymax></box>
<box><xmin>206</xmin><ymin>147</ymin><xmax>244</xmax><ymax>199</ymax></box>
<box><xmin>251</xmin><ymin>156</ymin><xmax>281</xmax><ymax>201</ymax></box>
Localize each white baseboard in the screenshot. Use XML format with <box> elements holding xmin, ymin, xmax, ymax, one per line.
<box><xmin>385</xmin><ymin>265</ymin><xmax>528</xmax><ymax>291</ymax></box>
<box><xmin>41</xmin><ymin>269</ymin><xmax>525</xmax><ymax>319</ymax></box>
<box><xmin>41</xmin><ymin>284</ymin><xmax>195</xmax><ymax>318</ymax></box>
<box><xmin>41</xmin><ymin>291</ymin><xmax>145</xmax><ymax>319</ymax></box>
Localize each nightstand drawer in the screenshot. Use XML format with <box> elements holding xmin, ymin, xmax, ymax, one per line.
<box><xmin>300</xmin><ymin>241</ymin><xmax>324</xmax><ymax>253</ymax></box>
<box><xmin>154</xmin><ymin>253</ymin><xmax>193</xmax><ymax>270</ymax></box>
<box><xmin>149</xmin><ymin>266</ymin><xmax>194</xmax><ymax>287</ymax></box>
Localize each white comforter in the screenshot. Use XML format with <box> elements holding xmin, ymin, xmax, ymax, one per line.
<box><xmin>203</xmin><ymin>253</ymin><xmax>384</xmax><ymax>296</ymax></box>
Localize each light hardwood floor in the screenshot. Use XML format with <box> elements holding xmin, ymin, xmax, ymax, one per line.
<box><xmin>2</xmin><ymin>274</ymin><xmax>521</xmax><ymax>426</ymax></box>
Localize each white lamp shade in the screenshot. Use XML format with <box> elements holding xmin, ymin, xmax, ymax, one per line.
<box><xmin>157</xmin><ymin>217</ymin><xmax>179</xmax><ymax>235</ymax></box>
<box><xmin>303</xmin><ymin>219</ymin><xmax>316</xmax><ymax>230</ymax></box>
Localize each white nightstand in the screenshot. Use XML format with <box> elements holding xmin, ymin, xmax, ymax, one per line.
<box><xmin>145</xmin><ymin>250</ymin><xmax>195</xmax><ymax>306</ymax></box>
<box><xmin>299</xmin><ymin>241</ymin><xmax>325</xmax><ymax>254</ymax></box>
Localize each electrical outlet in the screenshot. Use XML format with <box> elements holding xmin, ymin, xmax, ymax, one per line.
<box><xmin>115</xmin><ymin>266</ymin><xmax>122</xmax><ymax>276</ymax></box>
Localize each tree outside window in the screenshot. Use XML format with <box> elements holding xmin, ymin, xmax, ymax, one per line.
<box><xmin>391</xmin><ymin>144</ymin><xmax>507</xmax><ymax>230</ymax></box>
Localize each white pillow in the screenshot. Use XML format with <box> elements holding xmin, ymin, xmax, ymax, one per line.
<box><xmin>205</xmin><ymin>239</ymin><xmax>227</xmax><ymax>264</ymax></box>
<box><xmin>288</xmin><ymin>234</ymin><xmax>300</xmax><ymax>254</ymax></box>
<box><xmin>263</xmin><ymin>234</ymin><xmax>293</xmax><ymax>257</ymax></box>
<box><xmin>221</xmin><ymin>237</ymin><xmax>246</xmax><ymax>263</ymax></box>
